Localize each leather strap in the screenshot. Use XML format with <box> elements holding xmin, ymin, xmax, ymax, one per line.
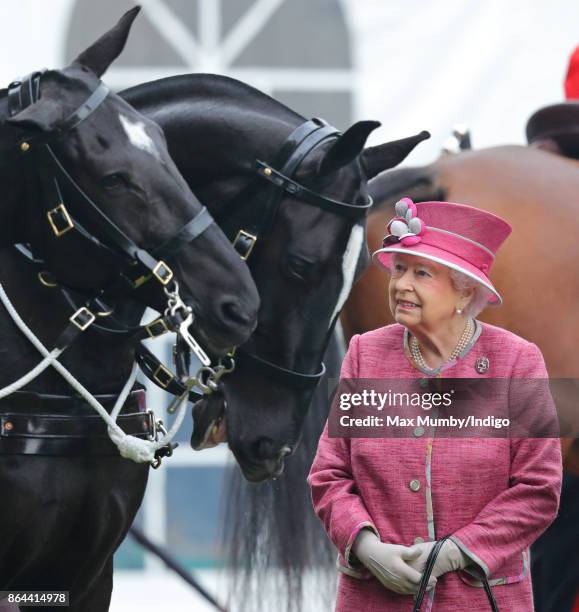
<box><xmin>153</xmin><ymin>207</ymin><xmax>214</xmax><ymax>260</ymax></box>
<box><xmin>0</xmin><ymin>411</ymin><xmax>154</xmax><ymax>456</ymax></box>
<box><xmin>0</xmin><ymin>411</ymin><xmax>153</xmax><ymax>438</ymax></box>
<box><xmin>55</xmin><ymin>83</ymin><xmax>110</xmax><ymax>135</ymax></box>
<box><xmin>255</xmin><ymin>161</ymin><xmax>373</xmax><ymax>218</ymax></box>
<box><xmin>0</xmin><ymin>387</ymin><xmax>145</xmax><ymax>411</ymax></box>
<box><xmin>134</xmin><ymin>343</ymin><xmax>200</xmax><ymax>401</ymax></box>
<box><xmin>413</xmin><ymin>535</ymin><xmax>499</xmax><ymax>612</ymax></box>
<box><xmin>235</xmin><ymin>349</ymin><xmax>326</xmax><ymax>390</ymax></box>
<box><xmin>0</xmin><ymin>387</ymin><xmax>155</xmax><ymax>456</ymax></box>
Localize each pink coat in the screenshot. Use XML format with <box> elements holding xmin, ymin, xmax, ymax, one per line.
<box><xmin>308</xmin><ymin>322</ymin><xmax>562</xmax><ymax>611</ymax></box>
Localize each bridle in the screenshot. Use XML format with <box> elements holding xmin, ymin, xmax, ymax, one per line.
<box><xmin>227</xmin><ymin>118</ymin><xmax>372</xmax><ymax>391</ymax></box>
<box><xmin>190</xmin><ymin>117</ymin><xmax>373</xmax><ymax>451</ymax></box>
<box><xmin>7</xmin><ymin>71</ymin><xmax>232</xmax><ymax>382</ymax></box>
<box><xmin>2</xmin><ymin>70</ymin><xmax>239</xmax><ymax>464</ymax></box>
<box><xmin>8</xmin><ymin>71</ymin><xmax>213</xmax><ymax>301</ymax></box>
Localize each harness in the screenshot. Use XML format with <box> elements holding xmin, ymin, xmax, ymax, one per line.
<box><xmin>190</xmin><ymin>119</ymin><xmax>373</xmax><ymax>448</ymax></box>
<box><xmin>229</xmin><ymin>118</ymin><xmax>371</xmax><ymax>389</ymax></box>
<box><xmin>0</xmin><ymin>71</ymin><xmax>227</xmax><ymax>466</ymax></box>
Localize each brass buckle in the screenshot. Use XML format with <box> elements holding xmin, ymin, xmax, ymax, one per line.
<box><xmin>132</xmin><ymin>273</ymin><xmax>151</xmax><ymax>289</ymax></box>
<box><xmin>152</xmin><ymin>260</ymin><xmax>174</xmax><ymax>285</ymax></box>
<box><xmin>153</xmin><ymin>364</ymin><xmax>173</xmax><ymax>389</ymax></box>
<box><xmin>146</xmin><ymin>318</ymin><xmax>170</xmax><ymax>338</ymax></box>
<box><xmin>70</xmin><ymin>307</ymin><xmax>96</xmax><ymax>331</ymax></box>
<box><xmin>233</xmin><ymin>229</ymin><xmax>257</xmax><ymax>261</ymax></box>
<box><xmin>47</xmin><ymin>204</ymin><xmax>74</xmax><ymax>237</ymax></box>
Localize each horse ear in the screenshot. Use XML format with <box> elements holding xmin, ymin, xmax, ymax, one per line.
<box><xmin>320</xmin><ymin>120</ymin><xmax>381</xmax><ymax>174</ymax></box>
<box><xmin>362</xmin><ymin>131</ymin><xmax>430</xmax><ymax>179</ymax></box>
<box><xmin>6</xmin><ymin>98</ymin><xmax>64</xmax><ymax>132</ymax></box>
<box><xmin>70</xmin><ymin>6</ymin><xmax>141</xmax><ymax>77</ymax></box>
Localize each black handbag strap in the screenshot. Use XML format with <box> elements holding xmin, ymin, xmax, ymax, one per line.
<box><xmin>412</xmin><ymin>535</ymin><xmax>499</xmax><ymax>612</ymax></box>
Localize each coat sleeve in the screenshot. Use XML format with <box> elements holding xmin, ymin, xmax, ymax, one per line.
<box><xmin>450</xmin><ymin>342</ymin><xmax>563</xmax><ymax>578</ymax></box>
<box><xmin>307</xmin><ymin>334</ymin><xmax>379</xmax><ymax>578</ymax></box>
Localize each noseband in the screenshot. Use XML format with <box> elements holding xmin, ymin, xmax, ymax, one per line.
<box><xmin>229</xmin><ymin>118</ymin><xmax>372</xmax><ymax>391</ymax></box>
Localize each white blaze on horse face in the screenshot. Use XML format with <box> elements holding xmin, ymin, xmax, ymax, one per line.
<box><xmin>119</xmin><ymin>115</ymin><xmax>161</xmax><ymax>161</ymax></box>
<box><xmin>328</xmin><ymin>224</ymin><xmax>364</xmax><ymax>329</ymax></box>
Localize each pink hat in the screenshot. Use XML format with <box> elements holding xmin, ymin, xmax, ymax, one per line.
<box><xmin>372</xmin><ymin>199</ymin><xmax>512</xmax><ymax>305</ymax></box>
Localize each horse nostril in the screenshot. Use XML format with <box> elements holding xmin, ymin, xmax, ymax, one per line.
<box><xmin>252</xmin><ymin>437</ymin><xmax>276</xmax><ymax>461</ymax></box>
<box><xmin>220</xmin><ymin>300</ymin><xmax>252</xmax><ymax>328</ymax></box>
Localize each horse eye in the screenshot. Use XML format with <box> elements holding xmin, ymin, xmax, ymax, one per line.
<box><xmin>101</xmin><ymin>173</ymin><xmax>127</xmax><ymax>190</ymax></box>
<box><xmin>284</xmin><ymin>254</ymin><xmax>315</xmax><ymax>283</ymax></box>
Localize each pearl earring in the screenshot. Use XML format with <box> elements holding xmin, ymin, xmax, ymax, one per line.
<box><xmin>456</xmin><ymin>307</ymin><xmax>463</xmax><ymax>315</ymax></box>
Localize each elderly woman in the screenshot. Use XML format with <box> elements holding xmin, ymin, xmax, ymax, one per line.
<box><xmin>308</xmin><ymin>200</ymin><xmax>562</xmax><ymax>611</ymax></box>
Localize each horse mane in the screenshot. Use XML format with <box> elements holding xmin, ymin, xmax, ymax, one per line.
<box><xmin>121</xmin><ymin>73</ymin><xmax>303</xmax><ymax>123</ymax></box>
<box><xmin>369</xmin><ymin>165</ymin><xmax>445</xmax><ymax>211</ymax></box>
<box><xmin>221</xmin><ymin>334</ymin><xmax>343</xmax><ymax>612</ymax></box>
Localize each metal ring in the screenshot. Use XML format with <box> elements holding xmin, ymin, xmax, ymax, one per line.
<box><xmin>163</xmin><ymin>279</ymin><xmax>179</xmax><ymax>299</ymax></box>
<box><xmin>95</xmin><ymin>305</ymin><xmax>115</xmax><ymax>318</ymax></box>
<box><xmin>218</xmin><ymin>356</ymin><xmax>236</xmax><ymax>374</ymax></box>
<box><xmin>37</xmin><ymin>271</ymin><xmax>58</xmax><ymax>288</ymax></box>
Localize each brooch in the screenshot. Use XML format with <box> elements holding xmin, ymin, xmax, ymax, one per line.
<box><xmin>475</xmin><ymin>357</ymin><xmax>489</xmax><ymax>374</ymax></box>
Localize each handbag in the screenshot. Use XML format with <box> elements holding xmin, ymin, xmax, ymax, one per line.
<box><xmin>412</xmin><ymin>535</ymin><xmax>499</xmax><ymax>611</ymax></box>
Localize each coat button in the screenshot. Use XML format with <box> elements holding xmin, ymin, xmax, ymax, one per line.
<box><xmin>413</xmin><ymin>536</ymin><xmax>425</xmax><ymax>544</ymax></box>
<box><xmin>409</xmin><ymin>479</ymin><xmax>421</xmax><ymax>492</ymax></box>
<box><xmin>413</xmin><ymin>426</ymin><xmax>425</xmax><ymax>437</ymax></box>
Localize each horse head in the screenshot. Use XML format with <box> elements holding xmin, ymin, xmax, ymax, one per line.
<box><xmin>122</xmin><ymin>75</ymin><xmax>428</xmax><ymax>480</ymax></box>
<box><xmin>221</xmin><ymin>125</ymin><xmax>431</xmax><ymax>481</ymax></box>
<box><xmin>126</xmin><ymin>83</ymin><xmax>426</xmax><ymax>480</ymax></box>
<box><xmin>2</xmin><ymin>8</ymin><xmax>259</xmax><ymax>353</ymax></box>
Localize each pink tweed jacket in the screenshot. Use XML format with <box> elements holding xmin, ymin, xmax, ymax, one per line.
<box><xmin>308</xmin><ymin>322</ymin><xmax>562</xmax><ymax>612</ymax></box>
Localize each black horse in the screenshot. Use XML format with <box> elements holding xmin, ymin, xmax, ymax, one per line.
<box><xmin>0</xmin><ymin>8</ymin><xmax>259</xmax><ymax>612</ymax></box>
<box><xmin>122</xmin><ymin>76</ymin><xmax>429</xmax><ymax>482</ymax></box>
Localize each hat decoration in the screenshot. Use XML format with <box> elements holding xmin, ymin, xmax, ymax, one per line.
<box><xmin>383</xmin><ymin>197</ymin><xmax>426</xmax><ymax>246</ymax></box>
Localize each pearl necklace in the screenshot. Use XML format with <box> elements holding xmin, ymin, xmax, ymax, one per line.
<box><xmin>410</xmin><ymin>318</ymin><xmax>474</xmax><ymax>371</ymax></box>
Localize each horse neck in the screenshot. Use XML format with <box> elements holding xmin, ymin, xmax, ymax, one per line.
<box><xmin>0</xmin><ymin>247</ymin><xmax>143</xmax><ymax>395</ymax></box>
<box><xmin>121</xmin><ymin>74</ymin><xmax>302</xmax><ymax>212</ymax></box>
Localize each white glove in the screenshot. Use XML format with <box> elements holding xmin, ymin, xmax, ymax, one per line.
<box><xmin>407</xmin><ymin>539</ymin><xmax>470</xmax><ymax>579</ymax></box>
<box><xmin>352</xmin><ymin>529</ymin><xmax>437</xmax><ymax>595</ymax></box>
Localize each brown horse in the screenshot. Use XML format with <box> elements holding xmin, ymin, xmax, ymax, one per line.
<box><xmin>341</xmin><ymin>144</ymin><xmax>579</xmax><ymax>468</ymax></box>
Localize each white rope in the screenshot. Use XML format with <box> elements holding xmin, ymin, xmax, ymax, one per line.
<box><xmin>0</xmin><ymin>283</ymin><xmax>189</xmax><ymax>464</ymax></box>
<box><xmin>0</xmin><ymin>348</ymin><xmax>64</xmax><ymax>398</ymax></box>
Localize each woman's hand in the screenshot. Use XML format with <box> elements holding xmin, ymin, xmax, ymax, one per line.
<box><xmin>352</xmin><ymin>529</ymin><xmax>437</xmax><ymax>595</ymax></box>
<box><xmin>407</xmin><ymin>539</ymin><xmax>470</xmax><ymax>579</ymax></box>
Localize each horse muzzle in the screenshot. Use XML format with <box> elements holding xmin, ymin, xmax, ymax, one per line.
<box><xmin>190</xmin><ymin>392</ymin><xmax>227</xmax><ymax>450</ymax></box>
